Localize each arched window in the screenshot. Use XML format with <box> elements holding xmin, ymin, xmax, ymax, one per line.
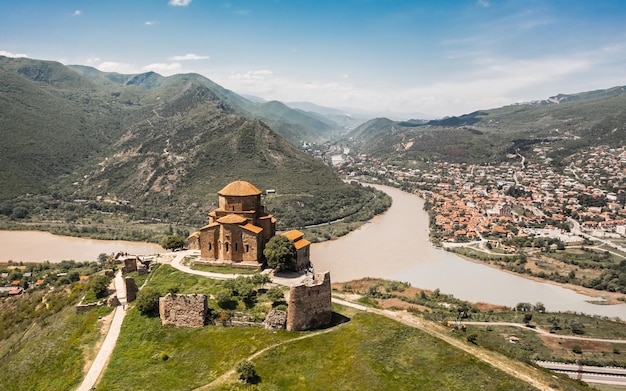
<box><xmin>235</xmin><ymin>242</ymin><xmax>238</xmax><ymax>252</ymax></box>
<box><xmin>245</xmin><ymin>244</ymin><xmax>249</xmax><ymax>253</ymax></box>
<box><xmin>208</xmin><ymin>242</ymin><xmax>212</xmax><ymax>251</ymax></box>
<box><xmin>225</xmin><ymin>242</ymin><xmax>230</xmax><ymax>252</ymax></box>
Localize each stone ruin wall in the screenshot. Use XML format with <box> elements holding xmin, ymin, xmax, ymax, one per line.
<box><xmin>286</xmin><ymin>271</ymin><xmax>332</xmax><ymax>331</ymax></box>
<box><xmin>159</xmin><ymin>293</ymin><xmax>207</xmax><ymax>328</ymax></box>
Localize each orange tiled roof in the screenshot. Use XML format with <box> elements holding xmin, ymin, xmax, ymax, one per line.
<box><xmin>241</xmin><ymin>223</ymin><xmax>263</xmax><ymax>234</ymax></box>
<box><xmin>218</xmin><ymin>180</ymin><xmax>262</xmax><ymax>196</ymax></box>
<box><xmin>294</xmin><ymin>238</ymin><xmax>311</xmax><ymax>250</ymax></box>
<box><xmin>283</xmin><ymin>230</ymin><xmax>304</xmax><ymax>242</ymax></box>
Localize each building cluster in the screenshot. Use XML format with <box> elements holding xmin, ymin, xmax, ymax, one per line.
<box><xmin>336</xmin><ymin>145</ymin><xmax>626</xmax><ymax>245</ymax></box>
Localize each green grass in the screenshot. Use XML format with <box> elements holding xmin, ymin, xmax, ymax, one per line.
<box><xmin>211</xmin><ymin>310</ymin><xmax>541</xmax><ymax>391</ymax></box>
<box><xmin>0</xmin><ymin>305</ymin><xmax>113</xmax><ymax>391</ymax></box>
<box><xmin>96</xmin><ymin>309</ymin><xmax>295</xmax><ymax>390</ymax></box>
<box><xmin>99</xmin><ymin>305</ymin><xmax>544</xmax><ymax>391</ymax></box>
<box><xmin>189</xmin><ymin>263</ymin><xmax>260</xmax><ymax>275</ymax></box>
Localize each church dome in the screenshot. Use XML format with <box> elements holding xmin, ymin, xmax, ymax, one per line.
<box><xmin>218</xmin><ymin>180</ymin><xmax>262</xmax><ymax>197</ymax></box>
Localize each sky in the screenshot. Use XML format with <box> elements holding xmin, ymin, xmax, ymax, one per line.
<box><xmin>1</xmin><ymin>0</ymin><xmax>626</xmax><ymax>118</ymax></box>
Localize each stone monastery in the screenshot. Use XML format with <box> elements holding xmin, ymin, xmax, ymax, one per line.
<box><xmin>188</xmin><ymin>180</ymin><xmax>311</xmax><ymax>270</ymax></box>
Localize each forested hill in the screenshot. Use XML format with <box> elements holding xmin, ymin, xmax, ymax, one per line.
<box><xmin>347</xmin><ymin>86</ymin><xmax>626</xmax><ymax>166</ymax></box>
<box><xmin>0</xmin><ymin>56</ymin><xmax>383</xmax><ymax>229</ymax></box>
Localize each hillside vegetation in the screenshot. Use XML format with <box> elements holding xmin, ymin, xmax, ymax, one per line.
<box><xmin>347</xmin><ymin>86</ymin><xmax>626</xmax><ymax>167</ymax></box>
<box><xmin>0</xmin><ymin>56</ymin><xmax>387</xmax><ymax>235</ymax></box>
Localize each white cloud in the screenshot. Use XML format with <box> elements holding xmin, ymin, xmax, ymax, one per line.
<box><xmin>145</xmin><ymin>21</ymin><xmax>157</xmax><ymax>26</ymax></box>
<box><xmin>142</xmin><ymin>62</ymin><xmax>182</xmax><ymax>75</ymax></box>
<box><xmin>169</xmin><ymin>53</ymin><xmax>209</xmax><ymax>61</ymax></box>
<box><xmin>97</xmin><ymin>61</ymin><xmax>138</xmax><ymax>74</ymax></box>
<box><xmin>73</xmin><ymin>10</ymin><xmax>82</xmax><ymax>16</ymax></box>
<box><xmin>227</xmin><ymin>69</ymin><xmax>274</xmax><ymax>81</ymax></box>
<box><xmin>477</xmin><ymin>0</ymin><xmax>490</xmax><ymax>8</ymax></box>
<box><xmin>0</xmin><ymin>50</ymin><xmax>28</xmax><ymax>58</ymax></box>
<box><xmin>169</xmin><ymin>0</ymin><xmax>191</xmax><ymax>6</ymax></box>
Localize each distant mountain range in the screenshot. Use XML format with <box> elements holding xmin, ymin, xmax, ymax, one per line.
<box><xmin>0</xmin><ymin>56</ymin><xmax>379</xmax><ymax>228</ymax></box>
<box><xmin>347</xmin><ymin>86</ymin><xmax>626</xmax><ymax>165</ymax></box>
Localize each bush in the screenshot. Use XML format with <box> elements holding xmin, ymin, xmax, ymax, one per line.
<box><xmin>89</xmin><ymin>274</ymin><xmax>111</xmax><ymax>299</ymax></box>
<box><xmin>572</xmin><ymin>345</ymin><xmax>583</xmax><ymax>354</ymax></box>
<box><xmin>161</xmin><ymin>235</ymin><xmax>185</xmax><ymax>250</ymax></box>
<box><xmin>135</xmin><ymin>287</ymin><xmax>161</xmax><ymax>317</ymax></box>
<box><xmin>263</xmin><ymin>235</ymin><xmax>296</xmax><ymax>271</ymax></box>
<box><xmin>236</xmin><ymin>360</ymin><xmax>258</xmax><ymax>383</ymax></box>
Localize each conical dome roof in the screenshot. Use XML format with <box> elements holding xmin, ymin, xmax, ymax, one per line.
<box><xmin>218</xmin><ymin>180</ymin><xmax>262</xmax><ymax>196</ymax></box>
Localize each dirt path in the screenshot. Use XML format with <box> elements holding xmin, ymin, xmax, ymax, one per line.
<box><xmin>193</xmin><ymin>326</ymin><xmax>341</xmax><ymax>390</ymax></box>
<box><xmin>76</xmin><ymin>270</ymin><xmax>127</xmax><ymax>391</ymax></box>
<box><xmin>332</xmin><ymin>298</ymin><xmax>557</xmax><ymax>391</ymax></box>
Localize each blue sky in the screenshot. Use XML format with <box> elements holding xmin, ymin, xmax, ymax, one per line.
<box><xmin>1</xmin><ymin>0</ymin><xmax>626</xmax><ymax>118</ymax></box>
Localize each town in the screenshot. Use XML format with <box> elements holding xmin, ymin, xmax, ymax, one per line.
<box><xmin>306</xmin><ymin>141</ymin><xmax>626</xmax><ymax>294</ymax></box>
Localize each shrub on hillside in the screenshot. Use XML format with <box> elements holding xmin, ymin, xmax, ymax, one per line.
<box><xmin>135</xmin><ymin>287</ymin><xmax>161</xmax><ymax>317</ymax></box>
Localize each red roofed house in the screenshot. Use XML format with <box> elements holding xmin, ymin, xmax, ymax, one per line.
<box><xmin>193</xmin><ymin>181</ymin><xmax>277</xmax><ymax>269</ymax></box>
<box><xmin>282</xmin><ymin>229</ymin><xmax>311</xmax><ymax>271</ymax></box>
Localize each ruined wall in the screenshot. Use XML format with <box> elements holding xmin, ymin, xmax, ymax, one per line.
<box><xmin>286</xmin><ymin>271</ymin><xmax>332</xmax><ymax>331</ymax></box>
<box><xmin>125</xmin><ymin>277</ymin><xmax>139</xmax><ymax>303</ymax></box>
<box><xmin>159</xmin><ymin>293</ymin><xmax>207</xmax><ymax>328</ymax></box>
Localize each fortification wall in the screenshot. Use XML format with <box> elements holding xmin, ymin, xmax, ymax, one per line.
<box><xmin>159</xmin><ymin>293</ymin><xmax>207</xmax><ymax>328</ymax></box>
<box><xmin>286</xmin><ymin>271</ymin><xmax>332</xmax><ymax>331</ymax></box>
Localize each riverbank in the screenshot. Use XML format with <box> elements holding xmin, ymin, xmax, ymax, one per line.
<box><xmin>452</xmin><ymin>251</ymin><xmax>626</xmax><ymax>306</ymax></box>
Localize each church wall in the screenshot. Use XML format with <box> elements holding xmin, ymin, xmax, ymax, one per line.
<box><xmin>219</xmin><ymin>195</ymin><xmax>260</xmax><ymax>212</ymax></box>
<box><xmin>241</xmin><ymin>231</ymin><xmax>260</xmax><ymax>263</ymax></box>
<box><xmin>199</xmin><ymin>228</ymin><xmax>218</xmax><ymax>259</ymax></box>
<box><xmin>257</xmin><ymin>216</ymin><xmax>275</xmax><ymax>243</ymax></box>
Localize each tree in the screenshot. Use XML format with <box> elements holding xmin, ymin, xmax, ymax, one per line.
<box><xmin>263</xmin><ymin>235</ymin><xmax>296</xmax><ymax>271</ymax></box>
<box><xmin>236</xmin><ymin>360</ymin><xmax>258</xmax><ymax>383</ymax></box>
<box><xmin>266</xmin><ymin>287</ymin><xmax>285</xmax><ymax>305</ymax></box>
<box><xmin>161</xmin><ymin>235</ymin><xmax>185</xmax><ymax>250</ymax></box>
<box><xmin>570</xmin><ymin>319</ymin><xmax>585</xmax><ymax>335</ymax></box>
<box><xmin>523</xmin><ymin>313</ymin><xmax>533</xmax><ymax>325</ymax></box>
<box><xmin>135</xmin><ymin>287</ymin><xmax>161</xmax><ymax>316</ymax></box>
<box><xmin>534</xmin><ymin>302</ymin><xmax>546</xmax><ymax>313</ymax></box>
<box><xmin>89</xmin><ymin>274</ymin><xmax>110</xmax><ymax>299</ymax></box>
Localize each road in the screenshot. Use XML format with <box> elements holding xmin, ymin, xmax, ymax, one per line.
<box><xmin>76</xmin><ymin>270</ymin><xmax>127</xmax><ymax>391</ymax></box>
<box><xmin>536</xmin><ymin>361</ymin><xmax>626</xmax><ymax>386</ymax></box>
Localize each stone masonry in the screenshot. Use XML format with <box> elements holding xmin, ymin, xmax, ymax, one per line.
<box><xmin>286</xmin><ymin>271</ymin><xmax>332</xmax><ymax>331</ymax></box>
<box><xmin>125</xmin><ymin>277</ymin><xmax>139</xmax><ymax>303</ymax></box>
<box><xmin>159</xmin><ymin>293</ymin><xmax>208</xmax><ymax>328</ymax></box>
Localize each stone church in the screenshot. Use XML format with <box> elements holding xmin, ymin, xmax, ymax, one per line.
<box><xmin>189</xmin><ymin>180</ymin><xmax>310</xmax><ymax>270</ymax></box>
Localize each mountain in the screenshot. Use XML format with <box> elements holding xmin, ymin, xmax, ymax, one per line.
<box><xmin>0</xmin><ymin>56</ymin><xmax>382</xmax><ymax>229</ymax></box>
<box><xmin>347</xmin><ymin>86</ymin><xmax>626</xmax><ymax>166</ymax></box>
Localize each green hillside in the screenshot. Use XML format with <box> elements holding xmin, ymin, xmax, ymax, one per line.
<box><xmin>348</xmin><ymin>86</ymin><xmax>626</xmax><ymax>166</ymax></box>
<box><xmin>0</xmin><ymin>56</ymin><xmax>384</xmax><ymax>233</ymax></box>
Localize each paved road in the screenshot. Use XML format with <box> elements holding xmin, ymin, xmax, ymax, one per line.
<box><xmin>536</xmin><ymin>361</ymin><xmax>626</xmax><ymax>386</ymax></box>
<box><xmin>76</xmin><ymin>271</ymin><xmax>127</xmax><ymax>391</ymax></box>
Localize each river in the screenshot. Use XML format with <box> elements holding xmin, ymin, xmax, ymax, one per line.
<box><xmin>0</xmin><ymin>230</ymin><xmax>163</xmax><ymax>263</ymax></box>
<box><xmin>312</xmin><ymin>185</ymin><xmax>626</xmax><ymax>318</ymax></box>
<box><xmin>1</xmin><ymin>186</ymin><xmax>625</xmax><ymax>317</ymax></box>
